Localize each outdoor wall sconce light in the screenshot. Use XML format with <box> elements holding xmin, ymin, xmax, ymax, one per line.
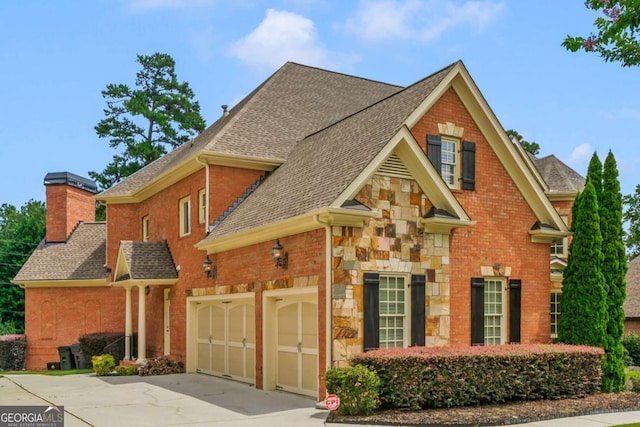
<box><xmin>272</xmin><ymin>239</ymin><xmax>288</xmax><ymax>269</ymax></box>
<box><xmin>202</xmin><ymin>255</ymin><xmax>217</xmax><ymax>279</ymax></box>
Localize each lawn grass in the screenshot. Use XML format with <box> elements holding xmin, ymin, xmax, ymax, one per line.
<box><xmin>612</xmin><ymin>424</ymin><xmax>640</xmax><ymax>427</ymax></box>
<box><xmin>0</xmin><ymin>368</ymin><xmax>93</xmax><ymax>376</ymax></box>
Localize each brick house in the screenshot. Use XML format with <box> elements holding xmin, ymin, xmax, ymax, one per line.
<box><xmin>14</xmin><ymin>60</ymin><xmax>577</xmax><ymax>398</ymax></box>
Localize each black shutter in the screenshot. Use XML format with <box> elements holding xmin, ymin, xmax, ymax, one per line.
<box><xmin>411</xmin><ymin>275</ymin><xmax>426</xmax><ymax>346</ymax></box>
<box><xmin>427</xmin><ymin>135</ymin><xmax>442</xmax><ymax>174</ymax></box>
<box><xmin>462</xmin><ymin>140</ymin><xmax>476</xmax><ymax>190</ymax></box>
<box><xmin>363</xmin><ymin>272</ymin><xmax>380</xmax><ymax>351</ymax></box>
<box><xmin>471</xmin><ymin>278</ymin><xmax>484</xmax><ymax>346</ymax></box>
<box><xmin>509</xmin><ymin>279</ymin><xmax>522</xmax><ymax>344</ymax></box>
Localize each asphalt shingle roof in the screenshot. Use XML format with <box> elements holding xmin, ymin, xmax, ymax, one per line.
<box><xmin>116</xmin><ymin>241</ymin><xmax>178</xmax><ymax>281</ymax></box>
<box><xmin>205</xmin><ymin>63</ymin><xmax>455</xmax><ymax>241</ymax></box>
<box><xmin>13</xmin><ymin>222</ymin><xmax>108</xmax><ymax>282</ymax></box>
<box><xmin>533</xmin><ymin>154</ymin><xmax>585</xmax><ymax>194</ymax></box>
<box><xmin>100</xmin><ymin>62</ymin><xmax>402</xmax><ymax>199</ymax></box>
<box><xmin>624</xmin><ymin>257</ymin><xmax>640</xmax><ymax>318</ymax></box>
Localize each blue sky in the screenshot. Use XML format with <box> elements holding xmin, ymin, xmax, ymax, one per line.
<box><xmin>1</xmin><ymin>1</ymin><xmax>638</xmax><ymax>208</ymax></box>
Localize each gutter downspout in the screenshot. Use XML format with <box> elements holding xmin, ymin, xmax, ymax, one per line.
<box><xmin>314</xmin><ymin>214</ymin><xmax>332</xmax><ymax>398</ymax></box>
<box><xmin>195</xmin><ymin>155</ymin><xmax>210</xmax><ymax>233</ymax></box>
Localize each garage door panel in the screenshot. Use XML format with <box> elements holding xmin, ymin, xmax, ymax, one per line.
<box><xmin>301</xmin><ymin>302</ymin><xmax>317</xmax><ymax>349</ymax></box>
<box><xmin>197</xmin><ymin>343</ymin><xmax>210</xmax><ymax>371</ymax></box>
<box><xmin>211</xmin><ymin>305</ymin><xmax>225</xmax><ymax>341</ymax></box>
<box><xmin>228</xmin><ymin>305</ymin><xmax>244</xmax><ymax>342</ymax></box>
<box><xmin>211</xmin><ymin>344</ymin><xmax>225</xmax><ymax>372</ymax></box>
<box><xmin>302</xmin><ymin>353</ymin><xmax>317</xmax><ymax>391</ymax></box>
<box><xmin>228</xmin><ymin>346</ymin><xmax>244</xmax><ymax>377</ymax></box>
<box><xmin>246</xmin><ymin>307</ymin><xmax>255</xmax><ymax>344</ymax></box>
<box><xmin>277</xmin><ymin>351</ymin><xmax>298</xmax><ymax>388</ymax></box>
<box><xmin>197</xmin><ymin>307</ymin><xmax>210</xmax><ymax>340</ymax></box>
<box><xmin>278</xmin><ymin>304</ymin><xmax>298</xmax><ymax>347</ymax></box>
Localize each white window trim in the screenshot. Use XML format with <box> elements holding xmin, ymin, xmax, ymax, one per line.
<box><xmin>378</xmin><ymin>274</ymin><xmax>410</xmax><ymax>348</ymax></box>
<box><xmin>550</xmin><ymin>291</ymin><xmax>561</xmax><ymax>339</ymax></box>
<box><xmin>179</xmin><ymin>196</ymin><xmax>191</xmax><ymax>237</ymax></box>
<box><xmin>198</xmin><ymin>188</ymin><xmax>206</xmax><ymax>225</ymax></box>
<box><xmin>483</xmin><ymin>277</ymin><xmax>506</xmax><ymax>345</ymax></box>
<box><xmin>441</xmin><ymin>136</ymin><xmax>460</xmax><ymax>189</ymax></box>
<box><xmin>142</xmin><ymin>216</ymin><xmax>149</xmax><ymax>242</ymax></box>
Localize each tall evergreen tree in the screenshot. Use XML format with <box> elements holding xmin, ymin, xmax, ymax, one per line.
<box><xmin>587</xmin><ymin>152</ymin><xmax>603</xmax><ymax>202</ymax></box>
<box><xmin>600</xmin><ymin>151</ymin><xmax>627</xmax><ymax>392</ymax></box>
<box><xmin>91</xmin><ymin>52</ymin><xmax>206</xmax><ymax>191</ymax></box>
<box><xmin>557</xmin><ymin>178</ymin><xmax>608</xmax><ymax>347</ymax></box>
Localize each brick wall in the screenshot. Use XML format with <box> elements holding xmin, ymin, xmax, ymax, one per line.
<box><xmin>411</xmin><ymin>87</ymin><xmax>552</xmax><ymax>345</ymax></box>
<box><xmin>25</xmin><ymin>286</ymin><xmax>126</xmax><ymax>369</ymax></box>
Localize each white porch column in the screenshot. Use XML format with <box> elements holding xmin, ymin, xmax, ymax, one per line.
<box><xmin>124</xmin><ymin>287</ymin><xmax>133</xmax><ymax>360</ymax></box>
<box><xmin>137</xmin><ymin>285</ymin><xmax>147</xmax><ymax>361</ymax></box>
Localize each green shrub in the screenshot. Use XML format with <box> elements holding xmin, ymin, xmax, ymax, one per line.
<box><xmin>622</xmin><ymin>333</ymin><xmax>640</xmax><ymax>366</ymax></box>
<box><xmin>351</xmin><ymin>344</ymin><xmax>604</xmax><ymax>410</ymax></box>
<box><xmin>91</xmin><ymin>354</ymin><xmax>115</xmax><ymax>376</ymax></box>
<box><xmin>324</xmin><ymin>364</ymin><xmax>380</xmax><ymax>416</ymax></box>
<box><xmin>626</xmin><ymin>370</ymin><xmax>640</xmax><ymax>392</ymax></box>
<box><xmin>115</xmin><ymin>365</ymin><xmax>138</xmax><ymax>376</ymax></box>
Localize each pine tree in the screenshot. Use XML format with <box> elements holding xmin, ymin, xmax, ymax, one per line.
<box><xmin>600</xmin><ymin>151</ymin><xmax>627</xmax><ymax>392</ymax></box>
<box><xmin>557</xmin><ymin>178</ymin><xmax>607</xmax><ymax>347</ymax></box>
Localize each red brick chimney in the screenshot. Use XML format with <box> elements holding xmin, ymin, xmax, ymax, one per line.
<box><xmin>44</xmin><ymin>172</ymin><xmax>98</xmax><ymax>243</ymax></box>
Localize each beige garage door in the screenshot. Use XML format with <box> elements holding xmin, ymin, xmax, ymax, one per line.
<box><xmin>276</xmin><ymin>298</ymin><xmax>317</xmax><ymax>396</ymax></box>
<box><xmin>196</xmin><ymin>299</ymin><xmax>255</xmax><ymax>384</ymax></box>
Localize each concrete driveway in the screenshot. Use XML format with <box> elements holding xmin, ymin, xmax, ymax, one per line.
<box><xmin>0</xmin><ymin>373</ymin><xmax>327</xmax><ymax>427</ymax></box>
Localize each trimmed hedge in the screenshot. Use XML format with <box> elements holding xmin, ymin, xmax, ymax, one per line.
<box><xmin>79</xmin><ymin>332</ymin><xmax>137</xmax><ymax>362</ymax></box>
<box><xmin>350</xmin><ymin>344</ymin><xmax>604</xmax><ymax>410</ymax></box>
<box><xmin>0</xmin><ymin>334</ymin><xmax>26</xmax><ymax>371</ymax></box>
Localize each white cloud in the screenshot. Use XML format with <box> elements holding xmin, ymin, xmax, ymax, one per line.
<box><xmin>569</xmin><ymin>143</ymin><xmax>593</xmax><ymax>167</ymax></box>
<box><xmin>127</xmin><ymin>0</ymin><xmax>215</xmax><ymax>13</ymax></box>
<box><xmin>228</xmin><ymin>9</ymin><xmax>358</xmax><ymax>70</ymax></box>
<box><xmin>342</xmin><ymin>0</ymin><xmax>505</xmax><ymax>42</ymax></box>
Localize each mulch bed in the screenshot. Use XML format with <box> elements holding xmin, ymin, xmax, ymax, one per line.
<box><xmin>326</xmin><ymin>392</ymin><xmax>640</xmax><ymax>426</ymax></box>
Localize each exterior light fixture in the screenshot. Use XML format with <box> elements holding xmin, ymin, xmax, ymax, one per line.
<box><xmin>203</xmin><ymin>255</ymin><xmax>217</xmax><ymax>279</ymax></box>
<box><xmin>272</xmin><ymin>239</ymin><xmax>288</xmax><ymax>269</ymax></box>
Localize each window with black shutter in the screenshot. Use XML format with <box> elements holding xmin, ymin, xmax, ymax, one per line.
<box><xmin>362</xmin><ymin>273</ymin><xmax>426</xmax><ymax>350</ymax></box>
<box><xmin>426</xmin><ymin>134</ymin><xmax>476</xmax><ymax>191</ymax></box>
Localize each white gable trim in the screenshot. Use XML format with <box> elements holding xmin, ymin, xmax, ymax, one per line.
<box><xmin>405</xmin><ymin>61</ymin><xmax>568</xmax><ymax>236</ymax></box>
<box><xmin>332</xmin><ymin>126</ymin><xmax>473</xmax><ymax>225</ymax></box>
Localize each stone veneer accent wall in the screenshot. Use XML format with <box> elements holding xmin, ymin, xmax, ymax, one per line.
<box><xmin>332</xmin><ymin>173</ymin><xmax>450</xmax><ymax>365</ymax></box>
<box><xmin>186</xmin><ymin>275</ymin><xmax>319</xmax><ymax>297</ymax></box>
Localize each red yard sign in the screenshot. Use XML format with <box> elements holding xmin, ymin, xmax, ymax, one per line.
<box><xmin>325</xmin><ymin>394</ymin><xmax>340</xmax><ymax>411</ymax></box>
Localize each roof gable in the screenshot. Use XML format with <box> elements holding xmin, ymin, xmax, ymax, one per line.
<box><xmin>98</xmin><ymin>62</ymin><xmax>402</xmax><ymax>202</ymax></box>
<box><xmin>112</xmin><ymin>241</ymin><xmax>178</xmax><ymax>285</ymax></box>
<box><xmin>199</xmin><ymin>63</ymin><xmax>456</xmax><ymax>250</ymax></box>
<box><xmin>12</xmin><ymin>222</ymin><xmax>108</xmax><ymax>287</ymax></box>
<box><xmin>404</xmin><ymin>61</ymin><xmax>568</xmax><ymax>238</ymax></box>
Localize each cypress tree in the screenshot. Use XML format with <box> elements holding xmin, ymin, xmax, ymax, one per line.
<box><xmin>600</xmin><ymin>151</ymin><xmax>627</xmax><ymax>392</ymax></box>
<box><xmin>587</xmin><ymin>152</ymin><xmax>603</xmax><ymax>202</ymax></box>
<box><xmin>557</xmin><ymin>178</ymin><xmax>607</xmax><ymax>347</ymax></box>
